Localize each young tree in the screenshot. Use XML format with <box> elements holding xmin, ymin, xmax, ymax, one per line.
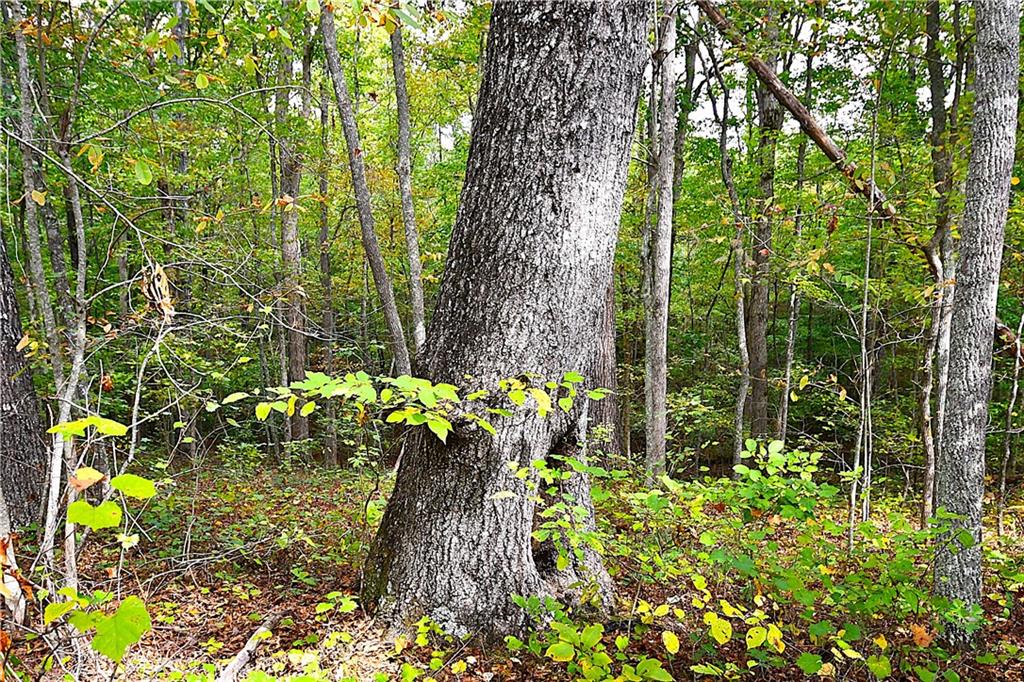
<box><xmin>934</xmin><ymin>0</ymin><xmax>1019</xmax><ymax>648</ymax></box>
<box><xmin>362</xmin><ymin>0</ymin><xmax>647</xmax><ymax>636</ymax></box>
<box><xmin>390</xmin><ymin>24</ymin><xmax>427</xmax><ymax>362</ymax></box>
<box><xmin>320</xmin><ymin>2</ymin><xmax>411</xmax><ymax>376</ymax></box>
<box><xmin>644</xmin><ymin>3</ymin><xmax>677</xmax><ymax>478</ymax></box>
<box><xmin>0</xmin><ymin>231</ymin><xmax>46</xmax><ymax>527</ymax></box>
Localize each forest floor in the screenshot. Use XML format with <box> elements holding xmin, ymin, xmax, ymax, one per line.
<box><xmin>32</xmin><ymin>454</ymin><xmax>1024</xmax><ymax>681</ymax></box>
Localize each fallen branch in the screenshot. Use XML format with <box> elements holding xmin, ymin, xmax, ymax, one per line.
<box><xmin>214</xmin><ymin>612</ymin><xmax>282</xmax><ymax>682</ymax></box>
<box><xmin>695</xmin><ymin>0</ymin><xmax>896</xmax><ymax>221</ymax></box>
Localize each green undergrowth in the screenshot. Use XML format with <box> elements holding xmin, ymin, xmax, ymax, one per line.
<box><xmin>49</xmin><ymin>440</ymin><xmax>1024</xmax><ymax>681</ymax></box>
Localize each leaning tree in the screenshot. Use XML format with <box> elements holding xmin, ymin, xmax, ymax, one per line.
<box><xmin>361</xmin><ymin>0</ymin><xmax>647</xmax><ymax>637</ymax></box>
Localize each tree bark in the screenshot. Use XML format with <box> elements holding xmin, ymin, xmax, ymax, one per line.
<box><xmin>9</xmin><ymin>0</ymin><xmax>63</xmax><ymax>390</ymax></box>
<box><xmin>318</xmin><ymin>83</ymin><xmax>338</xmax><ymax>466</ymax></box>
<box><xmin>362</xmin><ymin>0</ymin><xmax>646</xmax><ymax>637</ymax></box>
<box><xmin>321</xmin><ymin>3</ymin><xmax>411</xmax><ymax>376</ymax></box>
<box><xmin>643</xmin><ymin>4</ymin><xmax>677</xmax><ymax>479</ymax></box>
<box><xmin>920</xmin><ymin>0</ymin><xmax>955</xmax><ymax>526</ymax></box>
<box><xmin>0</xmin><ymin>227</ymin><xmax>46</xmax><ymax>527</ymax></box>
<box><xmin>934</xmin><ymin>0</ymin><xmax>1018</xmax><ymax>648</ymax></box>
<box><xmin>777</xmin><ymin>23</ymin><xmax>819</xmax><ymax>443</ymax></box>
<box><xmin>746</xmin><ymin>6</ymin><xmax>782</xmax><ymax>439</ymax></box>
<box><xmin>390</xmin><ymin>25</ymin><xmax>426</xmax><ymax>362</ymax></box>
<box><xmin>277</xmin><ymin>47</ymin><xmax>309</xmax><ymax>441</ymax></box>
<box><xmin>592</xmin><ymin>279</ymin><xmax>623</xmax><ymax>457</ymax></box>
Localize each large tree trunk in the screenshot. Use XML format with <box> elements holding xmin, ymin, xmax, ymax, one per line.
<box><xmin>318</xmin><ymin>83</ymin><xmax>338</xmax><ymax>466</ymax></box>
<box><xmin>390</xmin><ymin>26</ymin><xmax>427</xmax><ymax>362</ymax></box>
<box><xmin>320</xmin><ymin>3</ymin><xmax>411</xmax><ymax>376</ymax></box>
<box><xmin>362</xmin><ymin>0</ymin><xmax>646</xmax><ymax>637</ymax></box>
<box><xmin>643</xmin><ymin>4</ymin><xmax>677</xmax><ymax>478</ymax></box>
<box><xmin>747</xmin><ymin>7</ymin><xmax>783</xmax><ymax>439</ymax></box>
<box><xmin>934</xmin><ymin>0</ymin><xmax>1018</xmax><ymax>648</ymax></box>
<box><xmin>0</xmin><ymin>228</ymin><xmax>46</xmax><ymax>527</ymax></box>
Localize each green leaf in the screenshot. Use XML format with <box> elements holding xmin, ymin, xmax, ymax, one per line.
<box><xmin>44</xmin><ymin>600</ymin><xmax>79</xmax><ymax>625</ymax></box>
<box><xmin>300</xmin><ymin>401</ymin><xmax>317</xmax><ymax>417</ymax></box>
<box><xmin>255</xmin><ymin>402</ymin><xmax>272</xmax><ymax>421</ymax></box>
<box><xmin>306</xmin><ymin>0</ymin><xmax>320</xmax><ymax>15</ymax></box>
<box><xmin>49</xmin><ymin>416</ymin><xmax>128</xmax><ymax>438</ymax></box>
<box><xmin>194</xmin><ymin>73</ymin><xmax>209</xmax><ymax>89</ymax></box>
<box><xmin>580</xmin><ymin>624</ymin><xmax>603</xmax><ymax>649</ymax></box>
<box><xmin>110</xmin><ymin>474</ymin><xmax>156</xmax><ymax>500</ymax></box>
<box><xmin>563</xmin><ymin>371</ymin><xmax>584</xmax><ymax>384</ymax></box>
<box><xmin>545</xmin><ymin>640</ymin><xmax>574</xmax><ymax>662</ymax></box>
<box><xmin>67</xmin><ymin>500</ymin><xmax>122</xmax><ymax>530</ymax></box>
<box><xmin>796</xmin><ymin>653</ymin><xmax>823</xmax><ymax>675</ymax></box>
<box><xmin>134</xmin><ymin>159</ymin><xmax>153</xmax><ymax>186</ymax></box>
<box><xmin>867</xmin><ymin>654</ymin><xmax>892</xmax><ymax>679</ymax></box>
<box><xmin>558</xmin><ymin>396</ymin><xmax>573</xmax><ymax>413</ymax></box>
<box><xmin>222</xmin><ymin>392</ymin><xmax>249</xmax><ymax>404</ymax></box>
<box><xmin>91</xmin><ymin>596</ymin><xmax>151</xmax><ymax>663</ymax></box>
<box><xmin>636</xmin><ymin>658</ymin><xmax>673</xmax><ymax>681</ymax></box>
<box><xmin>427</xmin><ymin>419</ymin><xmax>450</xmax><ymax>443</ymax></box>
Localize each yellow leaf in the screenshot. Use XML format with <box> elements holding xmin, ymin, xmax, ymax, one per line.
<box><xmin>745</xmin><ymin>626</ymin><xmax>766</xmax><ymax>649</ymax></box>
<box><xmin>15</xmin><ymin>334</ymin><xmax>30</xmax><ymax>352</ymax></box>
<box><xmin>799</xmin><ymin>375</ymin><xmax>810</xmax><ymax>390</ymax></box>
<box><xmin>653</xmin><ymin>604</ymin><xmax>669</xmax><ymax>618</ymax></box>
<box><xmin>30</xmin><ymin>190</ymin><xmax>46</xmax><ymax>206</ymax></box>
<box><xmin>1012</xmin><ymin>176</ymin><xmax>1020</xmax><ymax>186</ymax></box>
<box><xmin>528</xmin><ymin>387</ymin><xmax>551</xmax><ymax>416</ymax></box>
<box><xmin>873</xmin><ymin>633</ymin><xmax>888</xmax><ymax>650</ymax></box>
<box><xmin>766</xmin><ymin>623</ymin><xmax>785</xmax><ymax>653</ymax></box>
<box><xmin>662</xmin><ymin>630</ymin><xmax>679</xmax><ymax>654</ymax></box>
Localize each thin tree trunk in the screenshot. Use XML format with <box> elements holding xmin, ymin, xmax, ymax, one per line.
<box><xmin>277</xmin><ymin>47</ymin><xmax>309</xmax><ymax>441</ymax></box>
<box><xmin>320</xmin><ymin>3</ymin><xmax>411</xmax><ymax>376</ymax></box>
<box><xmin>592</xmin><ymin>279</ymin><xmax>623</xmax><ymax>457</ymax></box>
<box><xmin>777</xmin><ymin>24</ymin><xmax>818</xmax><ymax>443</ymax></box>
<box><xmin>362</xmin><ymin>0</ymin><xmax>645</xmax><ymax>637</ymax></box>
<box><xmin>318</xmin><ymin>83</ymin><xmax>338</xmax><ymax>466</ymax></box>
<box><xmin>920</xmin><ymin>0</ymin><xmax>955</xmax><ymax>526</ymax></box>
<box><xmin>709</xmin><ymin>50</ymin><xmax>749</xmax><ymax>473</ymax></box>
<box><xmin>934</xmin><ymin>0</ymin><xmax>1018</xmax><ymax>648</ymax></box>
<box><xmin>997</xmin><ymin>314</ymin><xmax>1024</xmax><ymax>536</ymax></box>
<box><xmin>746</xmin><ymin>5</ymin><xmax>782</xmax><ymax>439</ymax></box>
<box><xmin>9</xmin><ymin>0</ymin><xmax>63</xmax><ymax>390</ymax></box>
<box><xmin>390</xmin><ymin>25</ymin><xmax>426</xmax><ymax>363</ymax></box>
<box><xmin>643</xmin><ymin>4</ymin><xmax>677</xmax><ymax>479</ymax></box>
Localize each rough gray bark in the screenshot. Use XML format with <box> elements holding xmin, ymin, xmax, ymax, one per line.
<box><xmin>934</xmin><ymin>0</ymin><xmax>1018</xmax><ymax>648</ymax></box>
<box><xmin>321</xmin><ymin>3</ymin><xmax>411</xmax><ymax>376</ymax></box>
<box><xmin>747</xmin><ymin>7</ymin><xmax>783</xmax><ymax>439</ymax></box>
<box><xmin>643</xmin><ymin>4</ymin><xmax>677</xmax><ymax>479</ymax></box>
<box><xmin>0</xmin><ymin>227</ymin><xmax>46</xmax><ymax>526</ymax></box>
<box><xmin>362</xmin><ymin>0</ymin><xmax>646</xmax><ymax>637</ymax></box>
<box><xmin>390</xmin><ymin>26</ymin><xmax>426</xmax><ymax>362</ymax></box>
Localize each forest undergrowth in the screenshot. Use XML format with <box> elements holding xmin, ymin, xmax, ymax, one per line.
<box><xmin>22</xmin><ymin>440</ymin><xmax>1024</xmax><ymax>682</ymax></box>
